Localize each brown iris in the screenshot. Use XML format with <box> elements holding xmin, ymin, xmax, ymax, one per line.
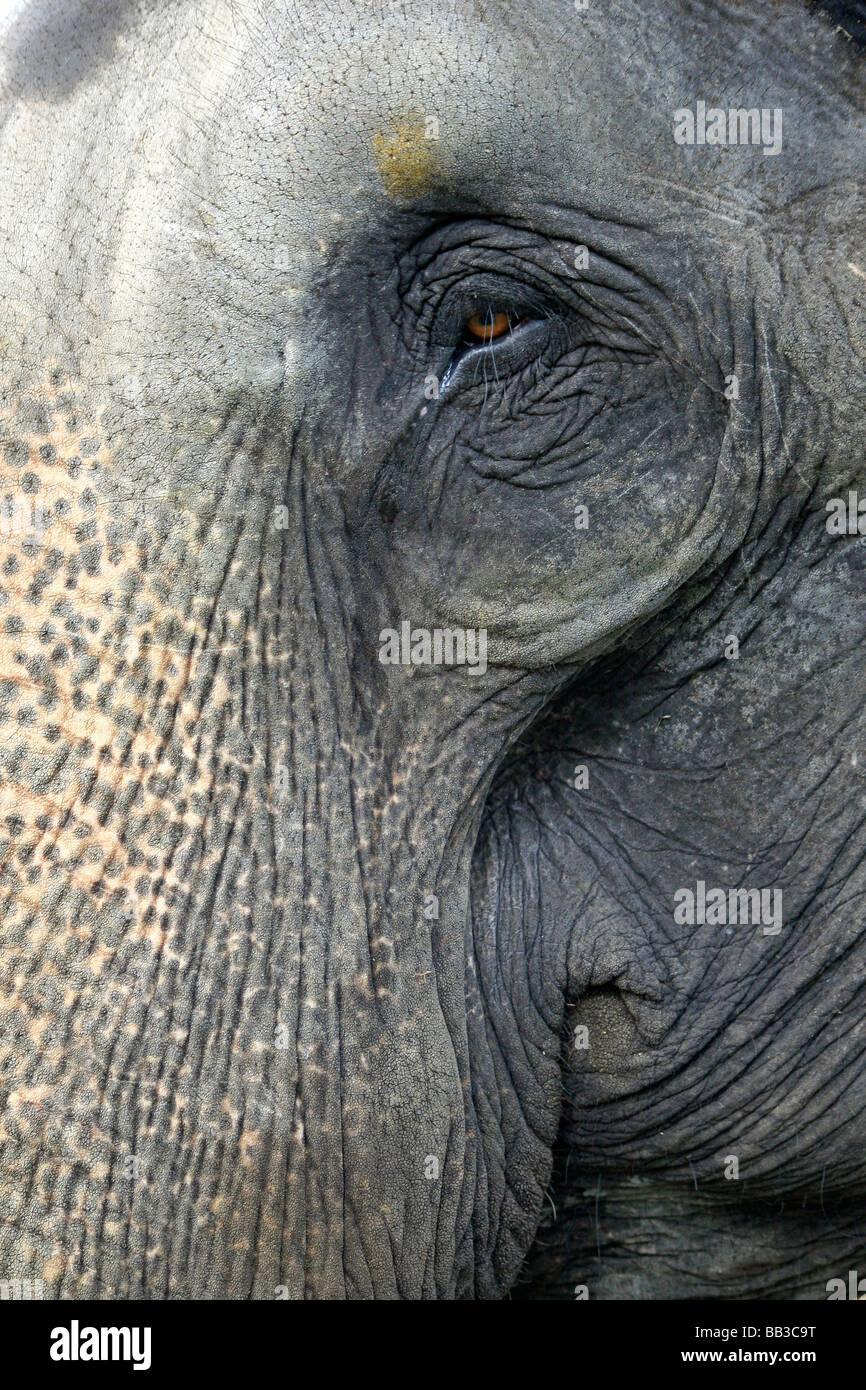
<box><xmin>465</xmin><ymin>310</ymin><xmax>512</xmax><ymax>342</ymax></box>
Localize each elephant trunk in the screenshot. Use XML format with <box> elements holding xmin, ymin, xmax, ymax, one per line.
<box><xmin>0</xmin><ymin>389</ymin><xmax>561</xmax><ymax>1297</ymax></box>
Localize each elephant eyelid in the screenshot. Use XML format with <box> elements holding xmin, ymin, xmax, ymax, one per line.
<box><xmin>439</xmin><ymin>313</ymin><xmax>550</xmax><ymax>394</ymax></box>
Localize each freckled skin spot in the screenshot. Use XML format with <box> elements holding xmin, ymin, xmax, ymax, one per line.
<box><xmin>0</xmin><ymin>370</ymin><xmax>213</xmax><ymax>914</ymax></box>
<box><xmin>0</xmin><ymin>367</ymin><xmax>273</xmax><ymax>1296</ymax></box>
<box><xmin>372</xmin><ymin>115</ymin><xmax>439</xmax><ymax>198</ymax></box>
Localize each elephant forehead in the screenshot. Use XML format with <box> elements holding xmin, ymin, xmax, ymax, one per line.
<box><xmin>5</xmin><ymin>0</ymin><xmax>858</xmax><ymax>232</ymax></box>
<box><xmin>173</xmin><ymin>0</ymin><xmax>532</xmax><ymax>233</ymax></box>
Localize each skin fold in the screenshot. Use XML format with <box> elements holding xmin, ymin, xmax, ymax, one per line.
<box><xmin>0</xmin><ymin>0</ymin><xmax>864</xmax><ymax>1298</ymax></box>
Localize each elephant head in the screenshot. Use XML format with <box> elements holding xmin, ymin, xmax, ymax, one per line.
<box><xmin>0</xmin><ymin>0</ymin><xmax>865</xmax><ymax>1299</ymax></box>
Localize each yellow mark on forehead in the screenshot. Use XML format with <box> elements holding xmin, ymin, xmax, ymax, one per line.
<box><xmin>372</xmin><ymin>114</ymin><xmax>440</xmax><ymax>198</ymax></box>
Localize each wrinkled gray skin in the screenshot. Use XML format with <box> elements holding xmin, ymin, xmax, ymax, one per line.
<box><xmin>0</xmin><ymin>0</ymin><xmax>864</xmax><ymax>1300</ymax></box>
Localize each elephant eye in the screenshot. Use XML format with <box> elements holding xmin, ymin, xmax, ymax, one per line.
<box><xmin>432</xmin><ymin>285</ymin><xmax>552</xmax><ymax>396</ymax></box>
<box><xmin>463</xmin><ymin>309</ymin><xmax>523</xmax><ymax>344</ymax></box>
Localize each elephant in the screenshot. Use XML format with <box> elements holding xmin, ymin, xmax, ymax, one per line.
<box><xmin>0</xmin><ymin>0</ymin><xmax>864</xmax><ymax>1301</ymax></box>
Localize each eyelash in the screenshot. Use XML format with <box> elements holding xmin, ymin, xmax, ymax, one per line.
<box><xmin>435</xmin><ymin>294</ymin><xmax>558</xmax><ymax>393</ymax></box>
<box><xmin>451</xmin><ymin>304</ymin><xmax>527</xmax><ymax>356</ymax></box>
<box><xmin>439</xmin><ymin>326</ymin><xmax>523</xmax><ymax>397</ymax></box>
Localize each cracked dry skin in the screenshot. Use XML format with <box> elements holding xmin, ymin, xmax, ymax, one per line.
<box><xmin>0</xmin><ymin>0</ymin><xmax>866</xmax><ymax>1299</ymax></box>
